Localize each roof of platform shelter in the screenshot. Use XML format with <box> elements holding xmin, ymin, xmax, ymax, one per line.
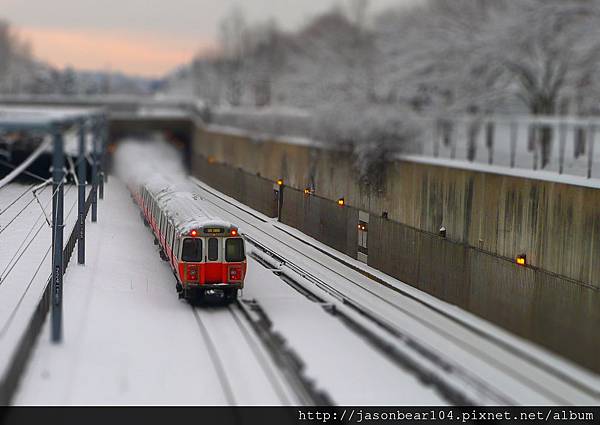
<box><xmin>0</xmin><ymin>105</ymin><xmax>104</xmax><ymax>132</ymax></box>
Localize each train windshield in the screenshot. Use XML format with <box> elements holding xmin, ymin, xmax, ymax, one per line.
<box><xmin>207</xmin><ymin>238</ymin><xmax>219</xmax><ymax>261</ymax></box>
<box><xmin>226</xmin><ymin>238</ymin><xmax>245</xmax><ymax>262</ymax></box>
<box><xmin>182</xmin><ymin>238</ymin><xmax>202</xmax><ymax>262</ymax></box>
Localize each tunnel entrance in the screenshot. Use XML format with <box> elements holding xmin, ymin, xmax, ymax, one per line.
<box><xmin>108</xmin><ymin>117</ymin><xmax>195</xmax><ymax>172</ymax></box>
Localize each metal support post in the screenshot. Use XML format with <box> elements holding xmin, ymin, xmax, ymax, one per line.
<box><xmin>277</xmin><ymin>186</ymin><xmax>284</xmax><ymax>222</ymax></box>
<box><xmin>51</xmin><ymin>129</ymin><xmax>65</xmax><ymax>343</ymax></box>
<box><xmin>103</xmin><ymin>120</ymin><xmax>109</xmax><ymax>184</ymax></box>
<box><xmin>99</xmin><ymin>119</ymin><xmax>105</xmax><ymax>200</ymax></box>
<box><xmin>77</xmin><ymin>120</ymin><xmax>86</xmax><ymax>264</ymax></box>
<box><xmin>91</xmin><ymin>121</ymin><xmax>99</xmax><ymax>222</ymax></box>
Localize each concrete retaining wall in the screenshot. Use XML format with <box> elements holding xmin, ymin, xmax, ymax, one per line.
<box><xmin>192</xmin><ymin>126</ymin><xmax>600</xmax><ymax>372</ymax></box>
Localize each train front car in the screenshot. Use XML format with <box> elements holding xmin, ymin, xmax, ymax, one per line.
<box><xmin>176</xmin><ymin>220</ymin><xmax>247</xmax><ymax>303</ymax></box>
<box><xmin>134</xmin><ymin>179</ymin><xmax>247</xmax><ymax>304</ymax></box>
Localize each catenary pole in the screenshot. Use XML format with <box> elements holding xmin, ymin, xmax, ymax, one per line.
<box><xmin>51</xmin><ymin>126</ymin><xmax>65</xmax><ymax>343</ymax></box>
<box><xmin>91</xmin><ymin>120</ymin><xmax>99</xmax><ymax>222</ymax></box>
<box><xmin>77</xmin><ymin>119</ymin><xmax>86</xmax><ymax>264</ymax></box>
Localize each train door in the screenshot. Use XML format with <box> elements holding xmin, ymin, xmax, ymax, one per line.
<box><xmin>204</xmin><ymin>237</ymin><xmax>223</xmax><ymax>283</ymax></box>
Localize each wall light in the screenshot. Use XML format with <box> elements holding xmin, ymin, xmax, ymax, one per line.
<box><xmin>337</xmin><ymin>198</ymin><xmax>345</xmax><ymax>207</ymax></box>
<box><xmin>516</xmin><ymin>254</ymin><xmax>527</xmax><ymax>266</ymax></box>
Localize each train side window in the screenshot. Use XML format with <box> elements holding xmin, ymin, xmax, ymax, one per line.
<box><xmin>182</xmin><ymin>238</ymin><xmax>202</xmax><ymax>262</ymax></box>
<box><xmin>225</xmin><ymin>238</ymin><xmax>246</xmax><ymax>262</ymax></box>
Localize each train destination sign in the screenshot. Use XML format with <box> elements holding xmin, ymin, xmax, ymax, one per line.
<box><xmin>204</xmin><ymin>227</ymin><xmax>225</xmax><ymax>234</ymax></box>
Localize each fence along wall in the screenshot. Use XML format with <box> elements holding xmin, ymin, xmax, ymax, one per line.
<box><xmin>192</xmin><ymin>126</ymin><xmax>600</xmax><ymax>372</ymax></box>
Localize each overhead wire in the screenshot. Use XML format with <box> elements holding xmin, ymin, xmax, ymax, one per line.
<box><xmin>0</xmin><ymin>192</ymin><xmax>42</xmax><ymax>237</ymax></box>
<box><xmin>0</xmin><ymin>183</ymin><xmax>37</xmax><ymax>218</ymax></box>
<box><xmin>0</xmin><ymin>182</ymin><xmax>65</xmax><ymax>285</ymax></box>
<box><xmin>0</xmin><ymin>159</ymin><xmax>48</xmax><ymax>183</ymax></box>
<box><xmin>0</xmin><ymin>181</ymin><xmax>79</xmax><ymax>335</ymax></box>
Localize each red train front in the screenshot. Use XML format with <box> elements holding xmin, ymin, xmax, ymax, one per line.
<box><xmin>175</xmin><ymin>222</ymin><xmax>246</xmax><ymax>302</ymax></box>
<box><xmin>131</xmin><ymin>179</ymin><xmax>247</xmax><ymax>303</ymax></box>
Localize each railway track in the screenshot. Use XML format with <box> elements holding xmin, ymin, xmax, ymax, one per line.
<box><xmin>190</xmin><ymin>301</ymin><xmax>330</xmax><ymax>406</ymax></box>
<box><xmin>248</xmin><ymin>238</ymin><xmax>505</xmax><ymax>405</ymax></box>
<box><xmin>191</xmin><ymin>177</ymin><xmax>600</xmax><ymax>406</ymax></box>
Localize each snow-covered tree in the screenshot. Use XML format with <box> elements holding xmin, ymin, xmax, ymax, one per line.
<box><xmin>218</xmin><ymin>7</ymin><xmax>247</xmax><ymax>106</ymax></box>
<box><xmin>167</xmin><ymin>0</ymin><xmax>600</xmax><ymax>173</ymax></box>
<box><xmin>0</xmin><ymin>19</ymin><xmax>37</xmax><ymax>94</ymax></box>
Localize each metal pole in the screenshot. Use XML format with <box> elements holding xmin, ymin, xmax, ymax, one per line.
<box><xmin>103</xmin><ymin>119</ymin><xmax>109</xmax><ymax>184</ymax></box>
<box><xmin>558</xmin><ymin>122</ymin><xmax>567</xmax><ymax>175</ymax></box>
<box><xmin>277</xmin><ymin>185</ymin><xmax>284</xmax><ymax>222</ymax></box>
<box><xmin>588</xmin><ymin>125</ymin><xmax>595</xmax><ymax>179</ymax></box>
<box><xmin>91</xmin><ymin>121</ymin><xmax>99</xmax><ymax>222</ymax></box>
<box><xmin>486</xmin><ymin>121</ymin><xmax>495</xmax><ymax>165</ymax></box>
<box><xmin>433</xmin><ymin>119</ymin><xmax>440</xmax><ymax>158</ymax></box>
<box><xmin>99</xmin><ymin>118</ymin><xmax>105</xmax><ymax>200</ymax></box>
<box><xmin>509</xmin><ymin>121</ymin><xmax>518</xmax><ymax>168</ymax></box>
<box><xmin>51</xmin><ymin>128</ymin><xmax>65</xmax><ymax>343</ymax></box>
<box><xmin>77</xmin><ymin>119</ymin><xmax>86</xmax><ymax>264</ymax></box>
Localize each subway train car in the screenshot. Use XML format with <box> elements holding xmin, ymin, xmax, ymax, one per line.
<box><xmin>131</xmin><ymin>178</ymin><xmax>247</xmax><ymax>303</ymax></box>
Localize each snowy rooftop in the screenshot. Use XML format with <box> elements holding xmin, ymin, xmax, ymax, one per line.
<box><xmin>0</xmin><ymin>106</ymin><xmax>104</xmax><ymax>131</ymax></box>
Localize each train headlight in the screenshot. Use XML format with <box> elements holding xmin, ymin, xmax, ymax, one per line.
<box><xmin>229</xmin><ymin>267</ymin><xmax>242</xmax><ymax>281</ymax></box>
<box><xmin>190</xmin><ymin>229</ymin><xmax>198</xmax><ymax>237</ymax></box>
<box><xmin>187</xmin><ymin>265</ymin><xmax>198</xmax><ymax>281</ymax></box>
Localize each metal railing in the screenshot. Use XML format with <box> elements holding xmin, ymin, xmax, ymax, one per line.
<box><xmin>0</xmin><ymin>187</ymin><xmax>95</xmax><ymax>405</ymax></box>
<box><xmin>418</xmin><ymin>115</ymin><xmax>599</xmax><ymax>179</ymax></box>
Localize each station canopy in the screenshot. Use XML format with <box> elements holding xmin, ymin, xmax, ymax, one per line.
<box><xmin>0</xmin><ymin>105</ymin><xmax>104</xmax><ymax>132</ymax></box>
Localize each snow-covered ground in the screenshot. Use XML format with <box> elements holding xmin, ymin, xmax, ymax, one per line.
<box><xmin>12</xmin><ymin>180</ymin><xmax>298</xmax><ymax>405</ymax></box>
<box><xmin>190</xmin><ymin>178</ymin><xmax>600</xmax><ymax>406</ymax></box>
<box><xmin>0</xmin><ymin>182</ymin><xmax>80</xmax><ymax>390</ymax></box>
<box><xmin>13</xmin><ymin>178</ymin><xmax>444</xmax><ymax>405</ymax></box>
<box><xmin>10</xmin><ymin>138</ymin><xmax>600</xmax><ymax>406</ymax></box>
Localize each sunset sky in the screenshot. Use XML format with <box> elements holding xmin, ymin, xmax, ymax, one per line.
<box><xmin>1</xmin><ymin>0</ymin><xmax>419</xmax><ymax>78</ymax></box>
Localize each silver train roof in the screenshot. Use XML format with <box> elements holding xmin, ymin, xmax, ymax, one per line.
<box><xmin>143</xmin><ymin>178</ymin><xmax>234</xmax><ymax>236</ymax></box>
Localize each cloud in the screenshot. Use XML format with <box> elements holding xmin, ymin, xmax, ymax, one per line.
<box><xmin>19</xmin><ymin>26</ymin><xmax>215</xmax><ymax>77</ymax></box>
